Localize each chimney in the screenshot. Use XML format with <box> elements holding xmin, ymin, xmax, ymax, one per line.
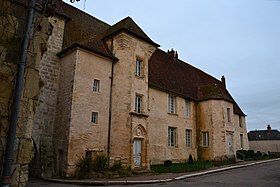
<box><xmin>221</xmin><ymin>75</ymin><xmax>226</xmax><ymax>88</ymax></box>
<box><xmin>167</xmin><ymin>49</ymin><xmax>178</xmax><ymax>59</ymax></box>
<box><xmin>267</xmin><ymin>124</ymin><xmax>272</xmax><ymax>134</ymax></box>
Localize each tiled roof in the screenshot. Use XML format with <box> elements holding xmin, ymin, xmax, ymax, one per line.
<box><xmin>58</xmin><ymin>2</ymin><xmax>110</xmax><ymax>49</ymax></box>
<box><xmin>103</xmin><ymin>16</ymin><xmax>159</xmax><ymax>47</ymax></box>
<box><xmin>58</xmin><ymin>2</ymin><xmax>245</xmax><ymax>116</ymax></box>
<box><xmin>148</xmin><ymin>49</ymin><xmax>245</xmax><ymax>115</ymax></box>
<box><xmin>248</xmin><ymin>130</ymin><xmax>280</xmax><ymax>141</ymax></box>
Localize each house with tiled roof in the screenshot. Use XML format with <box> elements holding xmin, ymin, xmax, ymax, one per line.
<box><xmin>248</xmin><ymin>125</ymin><xmax>280</xmax><ymax>154</ymax></box>
<box><xmin>30</xmin><ymin>1</ymin><xmax>249</xmax><ymax>177</ymax></box>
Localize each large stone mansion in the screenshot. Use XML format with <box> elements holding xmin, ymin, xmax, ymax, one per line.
<box><xmin>21</xmin><ymin>1</ymin><xmax>248</xmax><ymax>178</ymax></box>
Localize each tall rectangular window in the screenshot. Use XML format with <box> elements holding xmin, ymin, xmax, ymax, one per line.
<box><xmin>136</xmin><ymin>59</ymin><xmax>142</xmax><ymax>77</ymax></box>
<box><xmin>240</xmin><ymin>134</ymin><xmax>244</xmax><ymax>149</ymax></box>
<box><xmin>91</xmin><ymin>112</ymin><xmax>98</xmax><ymax>124</ymax></box>
<box><xmin>239</xmin><ymin>116</ymin><xmax>243</xmax><ymax>127</ymax></box>
<box><xmin>227</xmin><ymin>108</ymin><xmax>231</xmax><ymax>122</ymax></box>
<box><xmin>185</xmin><ymin>99</ymin><xmax>190</xmax><ymax>117</ymax></box>
<box><xmin>135</xmin><ymin>95</ymin><xmax>142</xmax><ymax>113</ymax></box>
<box><xmin>168</xmin><ymin>127</ymin><xmax>176</xmax><ymax>147</ymax></box>
<box><xmin>168</xmin><ymin>95</ymin><xmax>176</xmax><ymax>114</ymax></box>
<box><xmin>186</xmin><ymin>129</ymin><xmax>192</xmax><ymax>148</ymax></box>
<box><xmin>202</xmin><ymin>132</ymin><xmax>209</xmax><ymax>147</ymax></box>
<box><xmin>93</xmin><ymin>79</ymin><xmax>100</xmax><ymax>92</ymax></box>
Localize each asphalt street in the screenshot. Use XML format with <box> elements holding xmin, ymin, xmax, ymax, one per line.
<box><xmin>27</xmin><ymin>160</ymin><xmax>280</xmax><ymax>187</ymax></box>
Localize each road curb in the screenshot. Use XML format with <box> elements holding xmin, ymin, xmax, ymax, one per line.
<box><xmin>44</xmin><ymin>158</ymin><xmax>280</xmax><ymax>185</ymax></box>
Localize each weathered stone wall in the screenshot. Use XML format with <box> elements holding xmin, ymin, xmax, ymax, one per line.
<box><xmin>32</xmin><ymin>15</ymin><xmax>65</xmax><ymax>178</ymax></box>
<box><xmin>63</xmin><ymin>49</ymin><xmax>113</xmax><ymax>176</ymax></box>
<box><xmin>234</xmin><ymin>114</ymin><xmax>249</xmax><ymax>150</ymax></box>
<box><xmin>0</xmin><ymin>0</ymin><xmax>57</xmax><ymax>186</ymax></box>
<box><xmin>53</xmin><ymin>49</ymin><xmax>76</xmax><ymax>177</ymax></box>
<box><xmin>249</xmin><ymin>140</ymin><xmax>280</xmax><ymax>153</ymax></box>
<box><xmin>108</xmin><ymin>32</ymin><xmax>156</xmax><ymax>168</ymax></box>
<box><xmin>198</xmin><ymin>99</ymin><xmax>249</xmax><ymax>160</ymax></box>
<box><xmin>148</xmin><ymin>88</ymin><xmax>197</xmax><ymax>165</ymax></box>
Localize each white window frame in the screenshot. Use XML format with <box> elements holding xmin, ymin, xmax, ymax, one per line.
<box><xmin>185</xmin><ymin>99</ymin><xmax>190</xmax><ymax>117</ymax></box>
<box><xmin>91</xmin><ymin>112</ymin><xmax>98</xmax><ymax>124</ymax></box>
<box><xmin>93</xmin><ymin>79</ymin><xmax>100</xmax><ymax>92</ymax></box>
<box><xmin>168</xmin><ymin>127</ymin><xmax>176</xmax><ymax>147</ymax></box>
<box><xmin>186</xmin><ymin>129</ymin><xmax>192</xmax><ymax>148</ymax></box>
<box><xmin>202</xmin><ymin>131</ymin><xmax>209</xmax><ymax>147</ymax></box>
<box><xmin>135</xmin><ymin>94</ymin><xmax>142</xmax><ymax>113</ymax></box>
<box><xmin>168</xmin><ymin>95</ymin><xmax>176</xmax><ymax>114</ymax></box>
<box><xmin>136</xmin><ymin>59</ymin><xmax>142</xmax><ymax>77</ymax></box>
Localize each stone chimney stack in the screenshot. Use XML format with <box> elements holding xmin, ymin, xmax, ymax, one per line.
<box><xmin>167</xmin><ymin>49</ymin><xmax>178</xmax><ymax>59</ymax></box>
<box><xmin>221</xmin><ymin>75</ymin><xmax>226</xmax><ymax>88</ymax></box>
<box><xmin>267</xmin><ymin>124</ymin><xmax>272</xmax><ymax>134</ymax></box>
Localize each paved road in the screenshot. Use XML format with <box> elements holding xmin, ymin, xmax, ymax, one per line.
<box><xmin>27</xmin><ymin>160</ymin><xmax>280</xmax><ymax>187</ymax></box>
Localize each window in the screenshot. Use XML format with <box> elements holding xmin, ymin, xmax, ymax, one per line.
<box><xmin>202</xmin><ymin>132</ymin><xmax>209</xmax><ymax>147</ymax></box>
<box><xmin>186</xmin><ymin>129</ymin><xmax>192</xmax><ymax>148</ymax></box>
<box><xmin>185</xmin><ymin>99</ymin><xmax>190</xmax><ymax>117</ymax></box>
<box><xmin>227</xmin><ymin>108</ymin><xmax>231</xmax><ymax>122</ymax></box>
<box><xmin>91</xmin><ymin>112</ymin><xmax>98</xmax><ymax>124</ymax></box>
<box><xmin>93</xmin><ymin>79</ymin><xmax>100</xmax><ymax>92</ymax></box>
<box><xmin>240</xmin><ymin>134</ymin><xmax>244</xmax><ymax>149</ymax></box>
<box><xmin>168</xmin><ymin>95</ymin><xmax>176</xmax><ymax>114</ymax></box>
<box><xmin>239</xmin><ymin>116</ymin><xmax>243</xmax><ymax>127</ymax></box>
<box><xmin>136</xmin><ymin>59</ymin><xmax>142</xmax><ymax>77</ymax></box>
<box><xmin>168</xmin><ymin>127</ymin><xmax>176</xmax><ymax>147</ymax></box>
<box><xmin>135</xmin><ymin>95</ymin><xmax>142</xmax><ymax>113</ymax></box>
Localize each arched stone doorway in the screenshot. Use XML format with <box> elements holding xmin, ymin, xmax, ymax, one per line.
<box><xmin>132</xmin><ymin>125</ymin><xmax>147</xmax><ymax>170</ymax></box>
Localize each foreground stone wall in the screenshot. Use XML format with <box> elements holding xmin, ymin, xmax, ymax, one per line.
<box><xmin>0</xmin><ymin>0</ymin><xmax>56</xmax><ymax>186</ymax></box>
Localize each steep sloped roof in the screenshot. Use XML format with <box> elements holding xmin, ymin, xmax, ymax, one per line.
<box><xmin>248</xmin><ymin>130</ymin><xmax>280</xmax><ymax>141</ymax></box>
<box><xmin>58</xmin><ymin>3</ymin><xmax>158</xmax><ymax>58</ymax></box>
<box><xmin>149</xmin><ymin>49</ymin><xmax>245</xmax><ymax>115</ymax></box>
<box><xmin>103</xmin><ymin>16</ymin><xmax>159</xmax><ymax>47</ymax></box>
<box><xmin>58</xmin><ymin>2</ymin><xmax>110</xmax><ymax>49</ymax></box>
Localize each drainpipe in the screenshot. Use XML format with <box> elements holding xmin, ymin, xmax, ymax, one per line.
<box><xmin>195</xmin><ymin>101</ymin><xmax>199</xmax><ymax>160</ymax></box>
<box><xmin>1</xmin><ymin>0</ymin><xmax>36</xmax><ymax>186</ymax></box>
<box><xmin>107</xmin><ymin>36</ymin><xmax>115</xmax><ymax>167</ymax></box>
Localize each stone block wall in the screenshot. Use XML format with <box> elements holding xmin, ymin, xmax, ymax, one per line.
<box><xmin>31</xmin><ymin>15</ymin><xmax>65</xmax><ymax>178</ymax></box>
<box><xmin>148</xmin><ymin>88</ymin><xmax>197</xmax><ymax>165</ymax></box>
<box><xmin>0</xmin><ymin>0</ymin><xmax>57</xmax><ymax>185</ymax></box>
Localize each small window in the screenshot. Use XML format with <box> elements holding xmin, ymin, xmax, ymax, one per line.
<box><xmin>240</xmin><ymin>134</ymin><xmax>244</xmax><ymax>149</ymax></box>
<box><xmin>202</xmin><ymin>132</ymin><xmax>209</xmax><ymax>147</ymax></box>
<box><xmin>136</xmin><ymin>59</ymin><xmax>142</xmax><ymax>77</ymax></box>
<box><xmin>93</xmin><ymin>79</ymin><xmax>100</xmax><ymax>92</ymax></box>
<box><xmin>239</xmin><ymin>116</ymin><xmax>243</xmax><ymax>127</ymax></box>
<box><xmin>185</xmin><ymin>99</ymin><xmax>190</xmax><ymax>117</ymax></box>
<box><xmin>186</xmin><ymin>129</ymin><xmax>192</xmax><ymax>148</ymax></box>
<box><xmin>168</xmin><ymin>127</ymin><xmax>176</xmax><ymax>147</ymax></box>
<box><xmin>227</xmin><ymin>108</ymin><xmax>231</xmax><ymax>122</ymax></box>
<box><xmin>91</xmin><ymin>112</ymin><xmax>98</xmax><ymax>124</ymax></box>
<box><xmin>168</xmin><ymin>95</ymin><xmax>176</xmax><ymax>114</ymax></box>
<box><xmin>135</xmin><ymin>95</ymin><xmax>142</xmax><ymax>113</ymax></box>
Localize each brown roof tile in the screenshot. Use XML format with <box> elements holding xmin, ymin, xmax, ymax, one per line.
<box><xmin>149</xmin><ymin>49</ymin><xmax>245</xmax><ymax>115</ymax></box>
<box><xmin>103</xmin><ymin>16</ymin><xmax>159</xmax><ymax>47</ymax></box>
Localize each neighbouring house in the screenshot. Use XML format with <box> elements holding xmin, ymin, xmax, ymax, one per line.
<box><xmin>248</xmin><ymin>125</ymin><xmax>280</xmax><ymax>155</ymax></box>
<box><xmin>28</xmin><ymin>1</ymin><xmax>249</xmax><ymax>178</ymax></box>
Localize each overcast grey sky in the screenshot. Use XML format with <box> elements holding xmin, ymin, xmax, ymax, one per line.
<box><xmin>64</xmin><ymin>0</ymin><xmax>280</xmax><ymax>131</ymax></box>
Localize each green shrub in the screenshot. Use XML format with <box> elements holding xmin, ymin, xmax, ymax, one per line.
<box><xmin>111</xmin><ymin>161</ymin><xmax>122</xmax><ymax>171</ymax></box>
<box><xmin>92</xmin><ymin>154</ymin><xmax>108</xmax><ymax>172</ymax></box>
<box><xmin>76</xmin><ymin>156</ymin><xmax>93</xmax><ymax>176</ymax></box>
